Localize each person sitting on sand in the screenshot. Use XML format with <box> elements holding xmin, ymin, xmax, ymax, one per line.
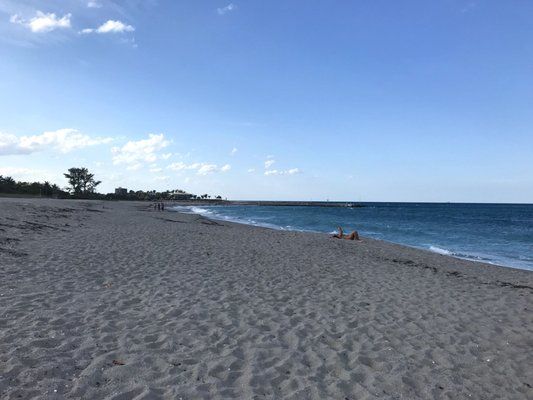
<box><xmin>332</xmin><ymin>226</ymin><xmax>360</xmax><ymax>240</ymax></box>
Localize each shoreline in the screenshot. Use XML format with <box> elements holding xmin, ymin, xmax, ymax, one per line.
<box><xmin>1</xmin><ymin>198</ymin><xmax>532</xmax><ymax>399</ymax></box>
<box><xmin>171</xmin><ymin>204</ymin><xmax>532</xmax><ymax>273</ymax></box>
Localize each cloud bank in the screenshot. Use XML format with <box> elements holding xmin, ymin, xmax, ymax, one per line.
<box><xmin>264</xmin><ymin>168</ymin><xmax>300</xmax><ymax>176</ymax></box>
<box><xmin>167</xmin><ymin>162</ymin><xmax>231</xmax><ymax>175</ymax></box>
<box><xmin>0</xmin><ymin>166</ymin><xmax>57</xmax><ymax>184</ymax></box>
<box><xmin>112</xmin><ymin>133</ymin><xmax>169</xmax><ymax>165</ymax></box>
<box><xmin>8</xmin><ymin>8</ymin><xmax>134</xmax><ymax>42</ymax></box>
<box><xmin>10</xmin><ymin>11</ymin><xmax>72</xmax><ymax>33</ymax></box>
<box><xmin>81</xmin><ymin>20</ymin><xmax>135</xmax><ymax>34</ymax></box>
<box><xmin>0</xmin><ymin>129</ymin><xmax>112</xmax><ymax>155</ymax></box>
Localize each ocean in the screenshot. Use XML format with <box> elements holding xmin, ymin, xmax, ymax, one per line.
<box><xmin>171</xmin><ymin>202</ymin><xmax>533</xmax><ymax>271</ymax></box>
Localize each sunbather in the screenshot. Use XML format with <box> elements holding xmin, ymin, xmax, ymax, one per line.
<box><xmin>332</xmin><ymin>226</ymin><xmax>360</xmax><ymax>240</ymax></box>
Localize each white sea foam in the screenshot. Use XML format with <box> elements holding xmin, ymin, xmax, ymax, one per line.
<box><xmin>429</xmin><ymin>246</ymin><xmax>453</xmax><ymax>256</ymax></box>
<box><xmin>189</xmin><ymin>206</ymin><xmax>213</xmax><ymax>215</ymax></box>
<box><xmin>171</xmin><ymin>205</ymin><xmax>215</xmax><ymax>216</ymax></box>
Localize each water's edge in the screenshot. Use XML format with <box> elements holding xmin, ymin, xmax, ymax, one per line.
<box><xmin>171</xmin><ymin>203</ymin><xmax>533</xmax><ymax>272</ymax></box>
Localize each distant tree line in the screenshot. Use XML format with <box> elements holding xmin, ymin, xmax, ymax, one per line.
<box><xmin>1</xmin><ymin>167</ymin><xmax>225</xmax><ymax>201</ymax></box>
<box><xmin>0</xmin><ymin>175</ymin><xmax>69</xmax><ymax>198</ymax></box>
<box><xmin>111</xmin><ymin>189</ymin><xmax>223</xmax><ymax>201</ymax></box>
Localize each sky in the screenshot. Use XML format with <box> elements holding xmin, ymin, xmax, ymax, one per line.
<box><xmin>0</xmin><ymin>0</ymin><xmax>532</xmax><ymax>202</ymax></box>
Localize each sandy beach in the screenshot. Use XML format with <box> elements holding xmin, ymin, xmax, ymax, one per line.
<box><xmin>1</xmin><ymin>198</ymin><xmax>532</xmax><ymax>399</ymax></box>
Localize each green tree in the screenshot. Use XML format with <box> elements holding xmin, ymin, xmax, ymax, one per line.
<box><xmin>64</xmin><ymin>167</ymin><xmax>101</xmax><ymax>196</ymax></box>
<box><xmin>0</xmin><ymin>176</ymin><xmax>16</xmax><ymax>193</ymax></box>
<box><xmin>42</xmin><ymin>181</ymin><xmax>53</xmax><ymax>196</ymax></box>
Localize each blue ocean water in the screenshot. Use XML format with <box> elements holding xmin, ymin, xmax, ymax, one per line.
<box><xmin>172</xmin><ymin>203</ymin><xmax>533</xmax><ymax>271</ymax></box>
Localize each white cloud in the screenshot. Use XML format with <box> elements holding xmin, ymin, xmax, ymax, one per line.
<box><xmin>230</xmin><ymin>147</ymin><xmax>238</xmax><ymax>156</ymax></box>
<box><xmin>161</xmin><ymin>153</ymin><xmax>172</xmax><ymax>160</ymax></box>
<box><xmin>10</xmin><ymin>11</ymin><xmax>72</xmax><ymax>33</ymax></box>
<box><xmin>198</xmin><ymin>164</ymin><xmax>218</xmax><ymax>175</ymax></box>
<box><xmin>265</xmin><ymin>168</ymin><xmax>300</xmax><ymax>176</ymax></box>
<box><xmin>82</xmin><ymin>20</ymin><xmax>135</xmax><ymax>34</ymax></box>
<box><xmin>263</xmin><ymin>156</ymin><xmax>299</xmax><ymax>176</ymax></box>
<box><xmin>98</xmin><ymin>20</ymin><xmax>134</xmax><ymax>33</ymax></box>
<box><xmin>167</xmin><ymin>161</ymin><xmax>231</xmax><ymax>175</ymax></box>
<box><xmin>0</xmin><ymin>132</ymin><xmax>21</xmax><ymax>154</ymax></box>
<box><xmin>247</xmin><ymin>168</ymin><xmax>255</xmax><ymax>173</ymax></box>
<box><xmin>0</xmin><ymin>129</ymin><xmax>112</xmax><ymax>155</ymax></box>
<box><xmin>265</xmin><ymin>159</ymin><xmax>275</xmax><ymax>169</ymax></box>
<box><xmin>0</xmin><ymin>166</ymin><xmax>52</xmax><ymax>182</ymax></box>
<box><xmin>149</xmin><ymin>167</ymin><xmax>163</xmax><ymax>173</ymax></box>
<box><xmin>217</xmin><ymin>3</ymin><xmax>236</xmax><ymax>15</ymax></box>
<box><xmin>154</xmin><ymin>176</ymin><xmax>169</xmax><ymax>181</ymax></box>
<box><xmin>87</xmin><ymin>1</ymin><xmax>103</xmax><ymax>8</ymax></box>
<box><xmin>112</xmin><ymin>133</ymin><xmax>170</xmax><ymax>165</ymax></box>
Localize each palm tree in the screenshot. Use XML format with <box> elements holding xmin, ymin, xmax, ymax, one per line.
<box><xmin>0</xmin><ymin>175</ymin><xmax>16</xmax><ymax>193</ymax></box>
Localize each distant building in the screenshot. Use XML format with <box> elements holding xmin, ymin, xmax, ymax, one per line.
<box><xmin>169</xmin><ymin>192</ymin><xmax>193</xmax><ymax>201</ymax></box>
<box><xmin>115</xmin><ymin>187</ymin><xmax>127</xmax><ymax>195</ymax></box>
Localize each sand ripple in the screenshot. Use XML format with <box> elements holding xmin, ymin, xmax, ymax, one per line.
<box><xmin>1</xmin><ymin>198</ymin><xmax>532</xmax><ymax>399</ymax></box>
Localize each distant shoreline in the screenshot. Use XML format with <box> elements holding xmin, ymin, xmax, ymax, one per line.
<box><xmin>171</xmin><ymin>200</ymin><xmax>365</xmax><ymax>207</ymax></box>
<box><xmin>3</xmin><ymin>193</ymin><xmax>531</xmax><ymax>206</ymax></box>
<box><xmin>169</xmin><ymin>199</ymin><xmax>533</xmax><ymax>207</ymax></box>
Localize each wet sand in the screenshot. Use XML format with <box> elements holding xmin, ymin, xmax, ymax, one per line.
<box><xmin>1</xmin><ymin>198</ymin><xmax>532</xmax><ymax>399</ymax></box>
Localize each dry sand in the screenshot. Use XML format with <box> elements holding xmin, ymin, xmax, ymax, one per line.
<box><xmin>0</xmin><ymin>198</ymin><xmax>532</xmax><ymax>399</ymax></box>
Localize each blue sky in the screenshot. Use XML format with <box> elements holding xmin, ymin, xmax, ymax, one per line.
<box><xmin>1</xmin><ymin>0</ymin><xmax>532</xmax><ymax>202</ymax></box>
